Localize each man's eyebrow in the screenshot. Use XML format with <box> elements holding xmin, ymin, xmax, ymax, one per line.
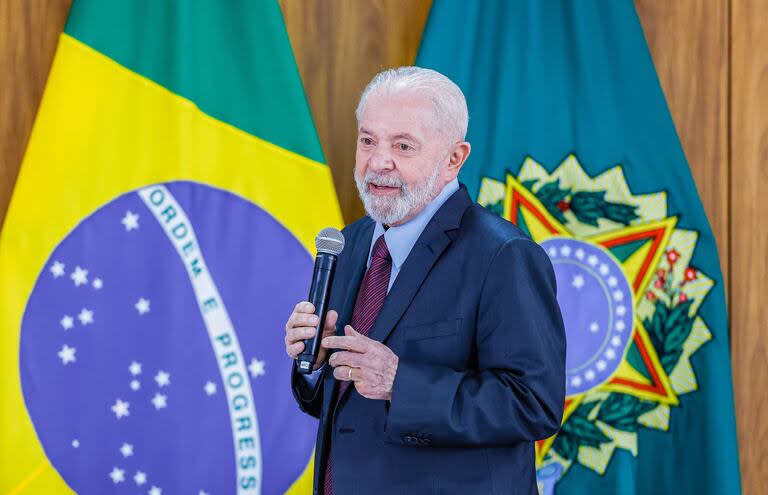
<box><xmin>358</xmin><ymin>127</ymin><xmax>376</xmax><ymax>136</ymax></box>
<box><xmin>391</xmin><ymin>132</ymin><xmax>421</xmax><ymax>142</ymax></box>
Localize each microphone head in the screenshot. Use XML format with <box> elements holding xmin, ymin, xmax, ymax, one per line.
<box><xmin>315</xmin><ymin>227</ymin><xmax>345</xmax><ymax>256</ymax></box>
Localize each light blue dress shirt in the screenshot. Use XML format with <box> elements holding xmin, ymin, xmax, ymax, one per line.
<box><xmin>302</xmin><ymin>178</ymin><xmax>460</xmax><ymax>385</ymax></box>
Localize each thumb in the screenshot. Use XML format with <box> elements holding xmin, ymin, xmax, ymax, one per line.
<box><xmin>323</xmin><ymin>310</ymin><xmax>338</xmax><ymax>335</ymax></box>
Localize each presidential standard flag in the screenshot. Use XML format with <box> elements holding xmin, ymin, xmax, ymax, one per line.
<box><xmin>417</xmin><ymin>1</ymin><xmax>741</xmax><ymax>494</ymax></box>
<box><xmin>0</xmin><ymin>1</ymin><xmax>342</xmax><ymax>494</ymax></box>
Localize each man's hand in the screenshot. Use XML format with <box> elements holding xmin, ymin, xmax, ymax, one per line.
<box><xmin>323</xmin><ymin>325</ymin><xmax>399</xmax><ymax>400</ymax></box>
<box><xmin>284</xmin><ymin>301</ymin><xmax>338</xmax><ymax>371</ymax></box>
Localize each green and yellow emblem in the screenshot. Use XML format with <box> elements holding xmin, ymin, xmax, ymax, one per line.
<box><xmin>478</xmin><ymin>155</ymin><xmax>714</xmax><ymax>488</ymax></box>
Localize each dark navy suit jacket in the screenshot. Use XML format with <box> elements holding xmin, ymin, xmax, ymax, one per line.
<box><xmin>291</xmin><ymin>184</ymin><xmax>566</xmax><ymax>495</ymax></box>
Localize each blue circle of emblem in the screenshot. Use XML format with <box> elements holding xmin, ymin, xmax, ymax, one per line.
<box><xmin>20</xmin><ymin>181</ymin><xmax>316</xmax><ymax>494</ymax></box>
<box><xmin>541</xmin><ymin>237</ymin><xmax>634</xmax><ymax>396</ymax></box>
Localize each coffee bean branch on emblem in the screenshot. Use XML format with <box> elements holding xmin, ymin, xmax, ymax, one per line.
<box><xmin>483</xmin><ymin>178</ymin><xmax>640</xmax><ymax>227</ymax></box>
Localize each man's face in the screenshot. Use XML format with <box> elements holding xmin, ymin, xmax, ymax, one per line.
<box><xmin>354</xmin><ymin>91</ymin><xmax>450</xmax><ymax>226</ymax></box>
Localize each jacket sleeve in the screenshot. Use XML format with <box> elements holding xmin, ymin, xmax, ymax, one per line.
<box><xmin>385</xmin><ymin>238</ymin><xmax>566</xmax><ymax>447</ymax></box>
<box><xmin>291</xmin><ymin>363</ymin><xmax>328</xmax><ymax>419</ymax></box>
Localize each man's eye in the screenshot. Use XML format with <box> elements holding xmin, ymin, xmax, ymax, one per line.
<box><xmin>360</xmin><ymin>137</ymin><xmax>374</xmax><ymax>146</ymax></box>
<box><xmin>397</xmin><ymin>143</ymin><xmax>412</xmax><ymax>151</ymax></box>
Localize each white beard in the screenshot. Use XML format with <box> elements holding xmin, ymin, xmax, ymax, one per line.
<box><xmin>354</xmin><ymin>163</ymin><xmax>442</xmax><ymax>226</ymax></box>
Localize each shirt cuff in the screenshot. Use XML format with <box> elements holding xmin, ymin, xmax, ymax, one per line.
<box><xmin>299</xmin><ymin>364</ymin><xmax>326</xmax><ymax>387</ymax></box>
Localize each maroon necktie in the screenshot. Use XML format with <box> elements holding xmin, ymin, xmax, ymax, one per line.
<box><xmin>324</xmin><ymin>233</ymin><xmax>391</xmax><ymax>495</ymax></box>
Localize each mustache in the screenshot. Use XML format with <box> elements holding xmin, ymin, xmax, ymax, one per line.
<box><xmin>363</xmin><ymin>171</ymin><xmax>404</xmax><ymax>189</ymax></box>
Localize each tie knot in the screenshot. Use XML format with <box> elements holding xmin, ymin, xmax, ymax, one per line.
<box><xmin>372</xmin><ymin>234</ymin><xmax>391</xmax><ymax>262</ymax></box>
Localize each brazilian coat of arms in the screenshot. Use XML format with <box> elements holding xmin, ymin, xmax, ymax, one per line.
<box><xmin>477</xmin><ymin>155</ymin><xmax>715</xmax><ymax>492</ymax></box>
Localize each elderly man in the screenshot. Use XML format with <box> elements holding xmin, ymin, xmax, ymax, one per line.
<box><xmin>285</xmin><ymin>67</ymin><xmax>565</xmax><ymax>495</ymax></box>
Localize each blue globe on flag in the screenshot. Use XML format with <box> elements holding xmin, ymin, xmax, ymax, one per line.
<box><xmin>20</xmin><ymin>181</ymin><xmax>316</xmax><ymax>494</ymax></box>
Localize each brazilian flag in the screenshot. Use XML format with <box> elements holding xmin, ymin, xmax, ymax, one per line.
<box><xmin>417</xmin><ymin>1</ymin><xmax>741</xmax><ymax>494</ymax></box>
<box><xmin>0</xmin><ymin>1</ymin><xmax>341</xmax><ymax>494</ymax></box>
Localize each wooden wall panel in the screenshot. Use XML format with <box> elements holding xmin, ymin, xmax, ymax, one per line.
<box><xmin>731</xmin><ymin>0</ymin><xmax>768</xmax><ymax>491</ymax></box>
<box><xmin>278</xmin><ymin>0</ymin><xmax>432</xmax><ymax>224</ymax></box>
<box><xmin>0</xmin><ymin>0</ymin><xmax>71</xmax><ymax>230</ymax></box>
<box><xmin>635</xmin><ymin>0</ymin><xmax>730</xmax><ymax>297</ymax></box>
<box><xmin>0</xmin><ymin>1</ymin><xmax>766</xmax><ymax>492</ymax></box>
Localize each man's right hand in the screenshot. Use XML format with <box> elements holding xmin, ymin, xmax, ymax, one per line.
<box><xmin>285</xmin><ymin>301</ymin><xmax>338</xmax><ymax>371</ymax></box>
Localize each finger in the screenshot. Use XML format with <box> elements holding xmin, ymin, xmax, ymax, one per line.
<box><xmin>294</xmin><ymin>301</ymin><xmax>315</xmax><ymax>314</ymax></box>
<box><xmin>344</xmin><ymin>324</ymin><xmax>361</xmax><ymax>337</ymax></box>
<box><xmin>286</xmin><ymin>312</ymin><xmax>318</xmax><ymax>333</ymax></box>
<box><xmin>328</xmin><ymin>350</ymin><xmax>365</xmax><ymax>369</ymax></box>
<box><xmin>322</xmin><ymin>335</ymin><xmax>369</xmax><ymax>353</ymax></box>
<box><xmin>323</xmin><ymin>310</ymin><xmax>339</xmax><ymax>334</ymax></box>
<box><xmin>286</xmin><ymin>341</ymin><xmax>305</xmax><ymax>358</ymax></box>
<box><xmin>286</xmin><ymin>326</ymin><xmax>318</xmax><ymax>344</ymax></box>
<box><xmin>333</xmin><ymin>365</ymin><xmax>354</xmax><ymax>382</ymax></box>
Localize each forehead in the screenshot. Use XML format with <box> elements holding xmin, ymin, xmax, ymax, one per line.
<box><xmin>358</xmin><ymin>91</ymin><xmax>437</xmax><ymax>140</ymax></box>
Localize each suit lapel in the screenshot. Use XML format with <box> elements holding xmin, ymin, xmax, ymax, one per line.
<box><xmin>368</xmin><ymin>185</ymin><xmax>473</xmax><ymax>345</ymax></box>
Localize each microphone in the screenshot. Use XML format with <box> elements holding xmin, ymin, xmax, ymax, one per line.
<box><xmin>296</xmin><ymin>227</ymin><xmax>345</xmax><ymax>374</ymax></box>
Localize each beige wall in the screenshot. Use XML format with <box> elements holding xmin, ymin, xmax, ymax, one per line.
<box><xmin>1</xmin><ymin>0</ymin><xmax>765</xmax><ymax>491</ymax></box>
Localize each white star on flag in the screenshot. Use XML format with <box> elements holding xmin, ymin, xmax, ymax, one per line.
<box><xmin>50</xmin><ymin>261</ymin><xmax>65</xmax><ymax>278</ymax></box>
<box><xmin>135</xmin><ymin>298</ymin><xmax>151</xmax><ymax>315</ymax></box>
<box><xmin>560</xmin><ymin>245</ymin><xmax>571</xmax><ymax>257</ymax></box>
<box><xmin>204</xmin><ymin>381</ymin><xmax>217</xmax><ymax>396</ymax></box>
<box><xmin>589</xmin><ymin>322</ymin><xmax>599</xmax><ymax>333</ymax></box>
<box><xmin>58</xmin><ymin>345</ymin><xmax>76</xmax><ymax>365</ymax></box>
<box><xmin>109</xmin><ymin>467</ymin><xmax>125</xmax><ymax>484</ymax></box>
<box><xmin>78</xmin><ymin>308</ymin><xmax>94</xmax><ymax>325</ymax></box>
<box><xmin>60</xmin><ymin>315</ymin><xmax>74</xmax><ymax>330</ymax></box>
<box><xmin>149</xmin><ymin>486</ymin><xmax>162</xmax><ymax>495</ymax></box>
<box><xmin>93</xmin><ymin>278</ymin><xmax>103</xmax><ymax>289</ymax></box>
<box><xmin>120</xmin><ymin>442</ymin><xmax>134</xmax><ymax>457</ymax></box>
<box><xmin>129</xmin><ymin>361</ymin><xmax>142</xmax><ymax>376</ymax></box>
<box><xmin>71</xmin><ymin>439</ymin><xmax>80</xmax><ymax>448</ymax></box>
<box><xmin>199</xmin><ymin>491</ymin><xmax>209</xmax><ymax>495</ymax></box>
<box><xmin>571</xmin><ymin>275</ymin><xmax>585</xmax><ymax>289</ymax></box>
<box><xmin>587</xmin><ymin>255</ymin><xmax>599</xmax><ymax>266</ymax></box>
<box><xmin>121</xmin><ymin>210</ymin><xmax>140</xmax><ymax>231</ymax></box>
<box><xmin>130</xmin><ymin>380</ymin><xmax>141</xmax><ymax>391</ymax></box>
<box><xmin>599</xmin><ymin>263</ymin><xmax>610</xmax><ymax>276</ymax></box>
<box><xmin>575</xmin><ymin>248</ymin><xmax>585</xmax><ymax>260</ymax></box>
<box><xmin>152</xmin><ymin>393</ymin><xmax>168</xmax><ymax>410</ymax></box>
<box><xmin>154</xmin><ymin>370</ymin><xmax>170</xmax><ymax>387</ymax></box>
<box><xmin>248</xmin><ymin>358</ymin><xmax>266</xmax><ymax>378</ymax></box>
<box><xmin>70</xmin><ymin>266</ymin><xmax>88</xmax><ymax>287</ymax></box>
<box><xmin>134</xmin><ymin>471</ymin><xmax>147</xmax><ymax>486</ymax></box>
<box><xmin>111</xmin><ymin>399</ymin><xmax>130</xmax><ymax>419</ymax></box>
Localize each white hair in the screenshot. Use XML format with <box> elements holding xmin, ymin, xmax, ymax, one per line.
<box><xmin>355</xmin><ymin>66</ymin><xmax>469</xmax><ymax>143</ymax></box>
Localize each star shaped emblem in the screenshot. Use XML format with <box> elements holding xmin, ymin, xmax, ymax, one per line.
<box><xmin>151</xmin><ymin>393</ymin><xmax>168</xmax><ymax>410</ymax></box>
<box><xmin>77</xmin><ymin>308</ymin><xmax>94</xmax><ymax>325</ymax></box>
<box><xmin>248</xmin><ymin>358</ymin><xmax>266</xmax><ymax>378</ymax></box>
<box><xmin>135</xmin><ymin>298</ymin><xmax>151</xmax><ymax>315</ymax></box>
<box><xmin>50</xmin><ymin>261</ymin><xmax>65</xmax><ymax>278</ymax></box>
<box><xmin>154</xmin><ymin>370</ymin><xmax>170</xmax><ymax>387</ymax></box>
<box><xmin>109</xmin><ymin>467</ymin><xmax>125</xmax><ymax>483</ymax></box>
<box><xmin>121</xmin><ymin>210</ymin><xmax>140</xmax><ymax>231</ymax></box>
<box><xmin>58</xmin><ymin>345</ymin><xmax>76</xmax><ymax>365</ymax></box>
<box><xmin>60</xmin><ymin>315</ymin><xmax>74</xmax><ymax>330</ymax></box>
<box><xmin>111</xmin><ymin>399</ymin><xmax>130</xmax><ymax>419</ymax></box>
<box><xmin>70</xmin><ymin>266</ymin><xmax>88</xmax><ymax>287</ymax></box>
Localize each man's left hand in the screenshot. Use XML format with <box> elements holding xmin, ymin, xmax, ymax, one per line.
<box><xmin>323</xmin><ymin>325</ymin><xmax>399</xmax><ymax>401</ymax></box>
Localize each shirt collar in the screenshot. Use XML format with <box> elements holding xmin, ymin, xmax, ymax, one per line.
<box><xmin>369</xmin><ymin>178</ymin><xmax>460</xmax><ymax>269</ymax></box>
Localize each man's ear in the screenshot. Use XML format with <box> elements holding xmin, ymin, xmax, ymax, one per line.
<box><xmin>444</xmin><ymin>141</ymin><xmax>471</xmax><ymax>181</ymax></box>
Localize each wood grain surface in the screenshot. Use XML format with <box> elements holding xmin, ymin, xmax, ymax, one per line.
<box><xmin>279</xmin><ymin>0</ymin><xmax>433</xmax><ymax>223</ymax></box>
<box><xmin>0</xmin><ymin>0</ymin><xmax>71</xmax><ymax>229</ymax></box>
<box><xmin>0</xmin><ymin>0</ymin><xmax>765</xmax><ymax>492</ymax></box>
<box><xmin>731</xmin><ymin>0</ymin><xmax>768</xmax><ymax>490</ymax></box>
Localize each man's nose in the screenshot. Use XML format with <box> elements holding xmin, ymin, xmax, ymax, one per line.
<box><xmin>368</xmin><ymin>147</ymin><xmax>395</xmax><ymax>172</ymax></box>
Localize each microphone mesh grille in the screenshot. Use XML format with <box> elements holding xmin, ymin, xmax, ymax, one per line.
<box><xmin>315</xmin><ymin>227</ymin><xmax>345</xmax><ymax>255</ymax></box>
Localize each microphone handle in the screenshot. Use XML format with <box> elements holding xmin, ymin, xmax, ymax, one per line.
<box><xmin>296</xmin><ymin>252</ymin><xmax>337</xmax><ymax>374</ymax></box>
